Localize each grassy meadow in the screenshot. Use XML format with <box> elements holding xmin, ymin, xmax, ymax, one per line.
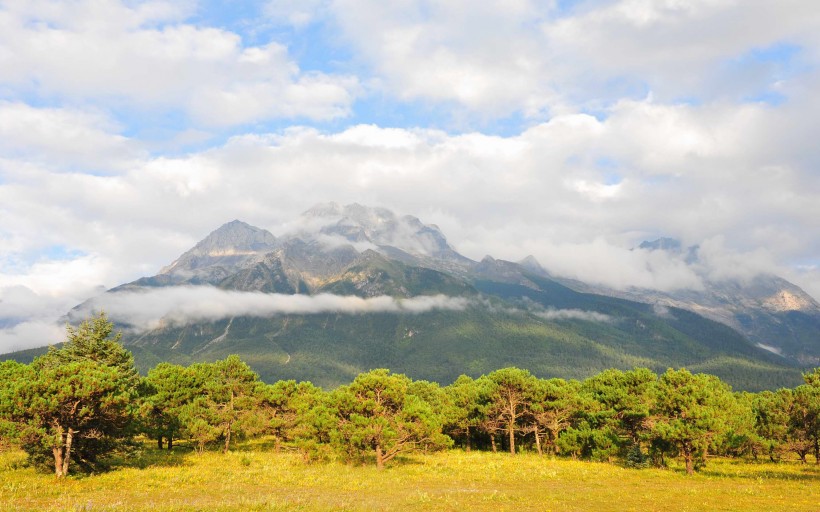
<box><xmin>2</xmin><ymin>441</ymin><xmax>819</xmax><ymax>511</ymax></box>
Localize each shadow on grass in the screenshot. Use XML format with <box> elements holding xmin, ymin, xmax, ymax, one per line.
<box><xmin>121</xmin><ymin>448</ymin><xmax>192</xmax><ymax>470</ymax></box>
<box><xmin>105</xmin><ymin>440</ymin><xmax>196</xmax><ymax>472</ymax></box>
<box><xmin>697</xmin><ymin>465</ymin><xmax>820</xmax><ymax>481</ymax></box>
<box><xmin>668</xmin><ymin>458</ymin><xmax>820</xmax><ymax>481</ymax></box>
<box><xmin>234</xmin><ymin>437</ymin><xmax>283</xmax><ymax>452</ymax></box>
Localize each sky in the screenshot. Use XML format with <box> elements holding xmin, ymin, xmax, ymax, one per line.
<box><xmin>1</xmin><ymin>0</ymin><xmax>820</xmax><ymax>352</ymax></box>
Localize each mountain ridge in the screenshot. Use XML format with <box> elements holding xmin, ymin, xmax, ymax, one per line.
<box><xmin>8</xmin><ymin>203</ymin><xmax>817</xmax><ymax>390</ymax></box>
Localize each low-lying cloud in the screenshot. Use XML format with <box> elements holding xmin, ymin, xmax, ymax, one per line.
<box><xmin>0</xmin><ymin>319</ymin><xmax>64</xmax><ymax>354</ymax></box>
<box><xmin>72</xmin><ymin>286</ymin><xmax>470</xmax><ymax>331</ymax></box>
<box><xmin>534</xmin><ymin>308</ymin><xmax>614</xmax><ymax>323</ymax></box>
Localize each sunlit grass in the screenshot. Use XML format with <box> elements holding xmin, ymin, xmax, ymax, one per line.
<box><xmin>1</xmin><ymin>442</ymin><xmax>818</xmax><ymax>511</ymax></box>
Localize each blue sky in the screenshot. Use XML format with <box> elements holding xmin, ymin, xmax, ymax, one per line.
<box><xmin>1</xmin><ymin>0</ymin><xmax>820</xmax><ymax>351</ymax></box>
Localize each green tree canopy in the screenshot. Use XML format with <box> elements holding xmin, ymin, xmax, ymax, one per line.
<box><xmin>141</xmin><ymin>362</ymin><xmax>203</xmax><ymax>450</ymax></box>
<box><xmin>179</xmin><ymin>355</ymin><xmax>263</xmax><ymax>454</ymax></box>
<box><xmin>651</xmin><ymin>368</ymin><xmax>734</xmax><ymax>475</ymax></box>
<box><xmin>480</xmin><ymin>367</ymin><xmax>539</xmax><ymax>455</ymax></box>
<box><xmin>330</xmin><ymin>369</ymin><xmax>450</xmax><ymax>469</ymax></box>
<box><xmin>1</xmin><ymin>313</ymin><xmax>138</xmax><ymax>477</ymax></box>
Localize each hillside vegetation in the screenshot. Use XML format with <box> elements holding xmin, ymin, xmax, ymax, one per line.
<box><xmin>2</xmin><ymin>314</ymin><xmax>819</xmax><ymax>485</ymax></box>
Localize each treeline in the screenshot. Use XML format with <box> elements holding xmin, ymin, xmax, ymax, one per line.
<box><xmin>1</xmin><ymin>314</ymin><xmax>819</xmax><ymax>478</ymax></box>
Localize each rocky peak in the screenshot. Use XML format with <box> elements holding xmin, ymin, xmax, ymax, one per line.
<box><xmin>192</xmin><ymin>220</ymin><xmax>277</xmax><ymax>255</ymax></box>
<box><xmin>298</xmin><ymin>202</ymin><xmax>461</xmax><ymax>260</ymax></box>
<box><xmin>518</xmin><ymin>255</ymin><xmax>546</xmax><ymax>274</ymax></box>
<box><xmin>160</xmin><ymin>220</ymin><xmax>277</xmax><ymax>275</ymax></box>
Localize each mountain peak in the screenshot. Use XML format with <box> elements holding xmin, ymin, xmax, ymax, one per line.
<box><xmin>518</xmin><ymin>255</ymin><xmax>546</xmax><ymax>274</ymax></box>
<box><xmin>194</xmin><ymin>220</ymin><xmax>277</xmax><ymax>254</ymax></box>
<box><xmin>159</xmin><ymin>220</ymin><xmax>277</xmax><ymax>276</ymax></box>
<box><xmin>298</xmin><ymin>202</ymin><xmax>464</xmax><ymax>262</ymax></box>
<box><xmin>302</xmin><ymin>202</ymin><xmax>343</xmax><ymax>218</ymax></box>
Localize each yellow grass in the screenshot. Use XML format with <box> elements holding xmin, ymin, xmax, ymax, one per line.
<box><xmin>1</xmin><ymin>443</ymin><xmax>819</xmax><ymax>511</ymax></box>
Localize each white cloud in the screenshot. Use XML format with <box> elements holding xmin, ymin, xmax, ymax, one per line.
<box><xmin>0</xmin><ymin>284</ymin><xmax>99</xmax><ymax>355</ymax></box>
<box><xmin>325</xmin><ymin>0</ymin><xmax>820</xmax><ymax>116</ymax></box>
<box><xmin>523</xmin><ymin>238</ymin><xmax>705</xmax><ymax>292</ymax></box>
<box><xmin>331</xmin><ymin>0</ymin><xmax>558</xmax><ymax>116</ymax></box>
<box><xmin>72</xmin><ymin>287</ymin><xmax>470</xmax><ymax>330</ymax></box>
<box><xmin>695</xmin><ymin>236</ymin><xmax>781</xmax><ymax>284</ymax></box>
<box><xmin>265</xmin><ymin>0</ymin><xmax>329</xmax><ymax>28</ymax></box>
<box><xmin>0</xmin><ymin>102</ymin><xmax>140</xmax><ymax>172</ymax></box>
<box><xmin>0</xmin><ymin>0</ymin><xmax>358</xmax><ymax>125</ymax></box>
<box><xmin>535</xmin><ymin>308</ymin><xmax>613</xmax><ymax>323</ymax></box>
<box><xmin>0</xmin><ymin>320</ymin><xmax>64</xmax><ymax>354</ymax></box>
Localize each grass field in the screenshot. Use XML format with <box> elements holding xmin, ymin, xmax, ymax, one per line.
<box><xmin>2</xmin><ymin>442</ymin><xmax>819</xmax><ymax>511</ymax></box>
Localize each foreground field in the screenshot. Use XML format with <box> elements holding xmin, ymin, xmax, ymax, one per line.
<box><xmin>2</xmin><ymin>445</ymin><xmax>819</xmax><ymax>512</ymax></box>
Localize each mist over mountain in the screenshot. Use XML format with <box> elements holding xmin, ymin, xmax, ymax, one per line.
<box><xmin>7</xmin><ymin>203</ymin><xmax>818</xmax><ymax>390</ymax></box>
<box><xmin>583</xmin><ymin>238</ymin><xmax>820</xmax><ymax>365</ymax></box>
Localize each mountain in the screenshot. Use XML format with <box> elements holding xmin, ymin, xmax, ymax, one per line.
<box><xmin>563</xmin><ymin>238</ymin><xmax>820</xmax><ymax>366</ymax></box>
<box><xmin>116</xmin><ymin>220</ymin><xmax>278</xmax><ymax>289</ymax></box>
<box><xmin>9</xmin><ymin>204</ymin><xmax>816</xmax><ymax>391</ymax></box>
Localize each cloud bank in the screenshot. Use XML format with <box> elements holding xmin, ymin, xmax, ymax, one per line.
<box><xmin>71</xmin><ymin>287</ymin><xmax>470</xmax><ymax>331</ymax></box>
<box><xmin>1</xmin><ymin>0</ymin><xmax>820</xmax><ymax>351</ymax></box>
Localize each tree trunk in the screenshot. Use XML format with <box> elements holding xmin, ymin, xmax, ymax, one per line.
<box><xmin>61</xmin><ymin>429</ymin><xmax>73</xmax><ymax>477</ymax></box>
<box><xmin>274</xmin><ymin>436</ymin><xmax>281</xmax><ymax>454</ymax></box>
<box><xmin>376</xmin><ymin>444</ymin><xmax>384</xmax><ymax>470</ymax></box>
<box><xmin>158</xmin><ymin>436</ymin><xmax>164</xmax><ymax>450</ymax></box>
<box><xmin>508</xmin><ymin>423</ymin><xmax>515</xmax><ymax>455</ymax></box>
<box><xmin>814</xmin><ymin>439</ymin><xmax>819</xmax><ymax>465</ymax></box>
<box><xmin>168</xmin><ymin>436</ymin><xmax>173</xmax><ymax>451</ymax></box>
<box><xmin>223</xmin><ymin>423</ymin><xmax>232</xmax><ymax>454</ymax></box>
<box><xmin>53</xmin><ymin>445</ymin><xmax>65</xmax><ymax>478</ymax></box>
<box><xmin>683</xmin><ymin>445</ymin><xmax>694</xmax><ymax>475</ymax></box>
<box><xmin>52</xmin><ymin>426</ymin><xmax>74</xmax><ymax>478</ymax></box>
<box><xmin>534</xmin><ymin>425</ymin><xmax>543</xmax><ymax>455</ymax></box>
<box><xmin>490</xmin><ymin>434</ymin><xmax>497</xmax><ymax>453</ymax></box>
<box><xmin>465</xmin><ymin>426</ymin><xmax>471</xmax><ymax>452</ymax></box>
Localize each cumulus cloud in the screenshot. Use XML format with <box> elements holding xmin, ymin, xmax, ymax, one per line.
<box><xmin>0</xmin><ymin>102</ymin><xmax>141</xmax><ymax>173</ymax></box>
<box><xmin>326</xmin><ymin>0</ymin><xmax>820</xmax><ymax>117</ymax></box>
<box><xmin>0</xmin><ymin>0</ymin><xmax>358</xmax><ymax>125</ymax></box>
<box><xmin>71</xmin><ymin>287</ymin><xmax>470</xmax><ymax>331</ymax></box>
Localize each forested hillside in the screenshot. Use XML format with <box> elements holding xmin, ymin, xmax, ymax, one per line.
<box><xmin>2</xmin><ymin>314</ymin><xmax>818</xmax><ymax>480</ymax></box>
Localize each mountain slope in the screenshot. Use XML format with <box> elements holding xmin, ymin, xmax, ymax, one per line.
<box><xmin>556</xmin><ymin>239</ymin><xmax>820</xmax><ymax>366</ymax></box>
<box><xmin>11</xmin><ymin>204</ymin><xmax>813</xmax><ymax>391</ymax></box>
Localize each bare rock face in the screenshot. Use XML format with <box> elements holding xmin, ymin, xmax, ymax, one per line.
<box><xmin>762</xmin><ymin>289</ymin><xmax>817</xmax><ymax>313</ymax></box>
<box><xmin>159</xmin><ymin>220</ymin><xmax>278</xmax><ymax>284</ymax></box>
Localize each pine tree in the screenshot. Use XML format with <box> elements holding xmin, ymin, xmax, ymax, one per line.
<box><xmin>1</xmin><ymin>313</ymin><xmax>138</xmax><ymax>477</ymax></box>
<box><xmin>651</xmin><ymin>368</ymin><xmax>734</xmax><ymax>475</ymax></box>
<box><xmin>330</xmin><ymin>369</ymin><xmax>450</xmax><ymax>469</ymax></box>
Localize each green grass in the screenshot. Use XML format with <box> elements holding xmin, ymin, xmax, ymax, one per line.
<box><xmin>2</xmin><ymin>443</ymin><xmax>819</xmax><ymax>511</ymax></box>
